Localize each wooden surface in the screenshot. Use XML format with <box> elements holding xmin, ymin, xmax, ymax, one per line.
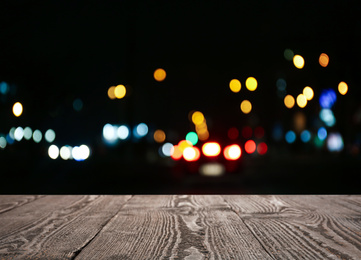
<box><xmin>0</xmin><ymin>195</ymin><xmax>360</xmax><ymax>259</ymax></box>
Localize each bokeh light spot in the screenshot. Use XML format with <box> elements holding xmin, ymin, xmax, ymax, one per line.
<box><xmin>254</xmin><ymin>127</ymin><xmax>265</xmax><ymax>139</ymax></box>
<box><xmin>192</xmin><ymin>111</ymin><xmax>205</xmax><ymax>125</ymax></box>
<box><xmin>284</xmin><ymin>49</ymin><xmax>294</xmax><ymax>61</ymax></box>
<box><xmin>48</xmin><ymin>145</ymin><xmax>59</xmax><ymax>159</ymax></box>
<box><xmin>13</xmin><ymin>102</ymin><xmax>23</xmax><ymax>117</ymax></box>
<box><xmin>154</xmin><ymin>129</ymin><xmax>166</xmax><ymax>143</ymax></box>
<box><xmin>183</xmin><ymin>147</ymin><xmax>200</xmax><ymax>161</ymax></box>
<box><xmin>320</xmin><ymin>109</ymin><xmax>336</xmax><ymax>127</ymax></box>
<box><xmin>242</xmin><ymin>126</ymin><xmax>253</xmax><ymax>139</ymax></box>
<box><xmin>154</xmin><ymin>68</ymin><xmax>166</xmax><ymax>82</ymax></box>
<box><xmin>186</xmin><ymin>132</ymin><xmax>198</xmax><ymax>145</ymax></box>
<box><xmin>73</xmin><ymin>98</ymin><xmax>83</xmax><ymax>111</ymax></box>
<box><xmin>103</xmin><ymin>124</ymin><xmax>117</xmax><ymax>142</ymax></box>
<box><xmin>296</xmin><ymin>94</ymin><xmax>307</xmax><ymax>108</ymax></box>
<box><xmin>327</xmin><ymin>133</ymin><xmax>344</xmax><ymax>152</ymax></box>
<box><xmin>0</xmin><ymin>136</ymin><xmax>7</xmax><ymax>149</ymax></box>
<box><xmin>114</xmin><ymin>85</ymin><xmax>126</xmax><ymax>99</ymax></box>
<box><xmin>245</xmin><ymin>77</ymin><xmax>257</xmax><ymax>91</ymax></box>
<box><xmin>178</xmin><ymin>140</ymin><xmax>193</xmax><ymax>152</ymax></box>
<box><xmin>229</xmin><ymin>79</ymin><xmax>241</xmax><ymax>93</ymax></box>
<box><xmin>171</xmin><ymin>145</ymin><xmax>183</xmax><ymax>160</ymax></box>
<box><xmin>319</xmin><ymin>89</ymin><xmax>337</xmax><ymax>108</ymax></box>
<box><xmin>245</xmin><ymin>140</ymin><xmax>256</xmax><ymax>154</ymax></box>
<box><xmin>60</xmin><ymin>146</ymin><xmax>72</xmax><ymax>160</ymax></box>
<box><xmin>285</xmin><ymin>130</ymin><xmax>296</xmax><ymax>144</ymax></box>
<box><xmin>319</xmin><ymin>53</ymin><xmax>329</xmax><ymax>67</ymax></box>
<box><xmin>293</xmin><ymin>55</ymin><xmax>305</xmax><ymax>69</ymax></box>
<box><xmin>318</xmin><ymin>127</ymin><xmax>327</xmax><ymax>141</ymax></box>
<box><xmin>224</xmin><ymin>144</ymin><xmax>241</xmax><ymax>160</ymax></box>
<box><xmin>134</xmin><ymin>123</ymin><xmax>148</xmax><ymax>138</ymax></box>
<box><xmin>303</xmin><ymin>86</ymin><xmax>314</xmax><ymax>100</ymax></box>
<box><xmin>117</xmin><ymin>125</ymin><xmax>130</xmax><ymax>140</ymax></box>
<box><xmin>338</xmin><ymin>81</ymin><xmax>348</xmax><ymax>95</ymax></box>
<box><xmin>227</xmin><ymin>127</ymin><xmax>239</xmax><ymax>140</ymax></box>
<box><xmin>14</xmin><ymin>127</ymin><xmax>24</xmax><ymax>141</ymax></box>
<box><xmin>45</xmin><ymin>129</ymin><xmax>56</xmax><ymax>143</ymax></box>
<box><xmin>33</xmin><ymin>130</ymin><xmax>42</xmax><ymax>143</ymax></box>
<box><xmin>300</xmin><ymin>130</ymin><xmax>311</xmax><ymax>143</ymax></box>
<box><xmin>23</xmin><ymin>127</ymin><xmax>32</xmax><ymax>140</ymax></box>
<box><xmin>284</xmin><ymin>95</ymin><xmax>295</xmax><ymax>109</ymax></box>
<box><xmin>240</xmin><ymin>100</ymin><xmax>252</xmax><ymax>114</ymax></box>
<box><xmin>257</xmin><ymin>142</ymin><xmax>268</xmax><ymax>155</ymax></box>
<box><xmin>202</xmin><ymin>142</ymin><xmax>221</xmax><ymax>157</ymax></box>
<box><xmin>107</xmin><ymin>86</ymin><xmax>116</xmax><ymax>100</ymax></box>
<box><xmin>161</xmin><ymin>143</ymin><xmax>173</xmax><ymax>157</ymax></box>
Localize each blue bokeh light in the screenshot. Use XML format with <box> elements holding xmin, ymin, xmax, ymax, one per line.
<box><xmin>319</xmin><ymin>109</ymin><xmax>336</xmax><ymax>127</ymax></box>
<box><xmin>300</xmin><ymin>130</ymin><xmax>311</xmax><ymax>143</ymax></box>
<box><xmin>319</xmin><ymin>89</ymin><xmax>337</xmax><ymax>109</ymax></box>
<box><xmin>134</xmin><ymin>123</ymin><xmax>148</xmax><ymax>138</ymax></box>
<box><xmin>317</xmin><ymin>127</ymin><xmax>327</xmax><ymax>141</ymax></box>
<box><xmin>285</xmin><ymin>130</ymin><xmax>296</xmax><ymax>144</ymax></box>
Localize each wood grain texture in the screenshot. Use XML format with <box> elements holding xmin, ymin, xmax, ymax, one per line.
<box><xmin>0</xmin><ymin>195</ymin><xmax>44</xmax><ymax>215</ymax></box>
<box><xmin>0</xmin><ymin>195</ymin><xmax>132</xmax><ymax>260</ymax></box>
<box><xmin>223</xmin><ymin>195</ymin><xmax>361</xmax><ymax>259</ymax></box>
<box><xmin>75</xmin><ymin>195</ymin><xmax>272</xmax><ymax>259</ymax></box>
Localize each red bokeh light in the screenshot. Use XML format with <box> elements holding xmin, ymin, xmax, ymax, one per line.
<box><xmin>242</xmin><ymin>126</ymin><xmax>252</xmax><ymax>139</ymax></box>
<box><xmin>245</xmin><ymin>140</ymin><xmax>256</xmax><ymax>154</ymax></box>
<box><xmin>228</xmin><ymin>127</ymin><xmax>239</xmax><ymax>140</ymax></box>
<box><xmin>257</xmin><ymin>142</ymin><xmax>268</xmax><ymax>155</ymax></box>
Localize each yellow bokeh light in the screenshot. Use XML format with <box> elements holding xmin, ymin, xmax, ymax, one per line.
<box><xmin>198</xmin><ymin>131</ymin><xmax>209</xmax><ymax>141</ymax></box>
<box><xmin>284</xmin><ymin>95</ymin><xmax>295</xmax><ymax>109</ymax></box>
<box><xmin>245</xmin><ymin>77</ymin><xmax>257</xmax><ymax>91</ymax></box>
<box><xmin>114</xmin><ymin>85</ymin><xmax>126</xmax><ymax>99</ymax></box>
<box><xmin>192</xmin><ymin>111</ymin><xmax>205</xmax><ymax>125</ymax></box>
<box><xmin>153</xmin><ymin>129</ymin><xmax>166</xmax><ymax>143</ymax></box>
<box><xmin>229</xmin><ymin>79</ymin><xmax>241</xmax><ymax>93</ymax></box>
<box><xmin>202</xmin><ymin>142</ymin><xmax>221</xmax><ymax>157</ymax></box>
<box><xmin>296</xmin><ymin>94</ymin><xmax>307</xmax><ymax>108</ymax></box>
<box><xmin>178</xmin><ymin>140</ymin><xmax>193</xmax><ymax>152</ymax></box>
<box><xmin>293</xmin><ymin>55</ymin><xmax>305</xmax><ymax>69</ymax></box>
<box><xmin>319</xmin><ymin>53</ymin><xmax>329</xmax><ymax>67</ymax></box>
<box><xmin>303</xmin><ymin>86</ymin><xmax>314</xmax><ymax>100</ymax></box>
<box><xmin>154</xmin><ymin>68</ymin><xmax>166</xmax><ymax>82</ymax></box>
<box><xmin>338</xmin><ymin>81</ymin><xmax>348</xmax><ymax>95</ymax></box>
<box><xmin>13</xmin><ymin>102</ymin><xmax>23</xmax><ymax>117</ymax></box>
<box><xmin>240</xmin><ymin>100</ymin><xmax>252</xmax><ymax>114</ymax></box>
<box><xmin>107</xmin><ymin>86</ymin><xmax>116</xmax><ymax>100</ymax></box>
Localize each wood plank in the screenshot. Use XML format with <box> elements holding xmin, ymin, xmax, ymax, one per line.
<box><xmin>74</xmin><ymin>195</ymin><xmax>272</xmax><ymax>259</ymax></box>
<box><xmin>0</xmin><ymin>195</ymin><xmax>44</xmax><ymax>215</ymax></box>
<box><xmin>223</xmin><ymin>195</ymin><xmax>361</xmax><ymax>259</ymax></box>
<box><xmin>0</xmin><ymin>195</ymin><xmax>132</xmax><ymax>260</ymax></box>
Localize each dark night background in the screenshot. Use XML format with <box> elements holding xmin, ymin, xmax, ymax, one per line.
<box><xmin>0</xmin><ymin>0</ymin><xmax>360</xmax><ymax>194</ymax></box>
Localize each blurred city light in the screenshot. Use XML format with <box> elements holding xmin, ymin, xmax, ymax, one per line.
<box><xmin>303</xmin><ymin>86</ymin><xmax>314</xmax><ymax>100</ymax></box>
<box><xmin>45</xmin><ymin>129</ymin><xmax>56</xmax><ymax>143</ymax></box>
<box><xmin>0</xmin><ymin>136</ymin><xmax>6</xmax><ymax>149</ymax></box>
<box><xmin>23</xmin><ymin>127</ymin><xmax>33</xmax><ymax>140</ymax></box>
<box><xmin>60</xmin><ymin>146</ymin><xmax>72</xmax><ymax>160</ymax></box>
<box><xmin>327</xmin><ymin>133</ymin><xmax>344</xmax><ymax>152</ymax></box>
<box><xmin>117</xmin><ymin>125</ymin><xmax>130</xmax><ymax>140</ymax></box>
<box><xmin>72</xmin><ymin>145</ymin><xmax>90</xmax><ymax>161</ymax></box>
<box><xmin>73</xmin><ymin>98</ymin><xmax>83</xmax><ymax>111</ymax></box>
<box><xmin>296</xmin><ymin>94</ymin><xmax>307</xmax><ymax>108</ymax></box>
<box><xmin>107</xmin><ymin>86</ymin><xmax>116</xmax><ymax>100</ymax></box>
<box><xmin>319</xmin><ymin>53</ymin><xmax>329</xmax><ymax>67</ymax></box>
<box><xmin>284</xmin><ymin>95</ymin><xmax>295</xmax><ymax>109</ymax></box>
<box><xmin>338</xmin><ymin>81</ymin><xmax>348</xmax><ymax>95</ymax></box>
<box><xmin>227</xmin><ymin>127</ymin><xmax>239</xmax><ymax>140</ymax></box>
<box><xmin>191</xmin><ymin>111</ymin><xmax>205</xmax><ymax>125</ymax></box>
<box><xmin>170</xmin><ymin>145</ymin><xmax>182</xmax><ymax>160</ymax></box>
<box><xmin>245</xmin><ymin>140</ymin><xmax>256</xmax><ymax>154</ymax></box>
<box><xmin>294</xmin><ymin>112</ymin><xmax>306</xmax><ymax>133</ymax></box>
<box><xmin>257</xmin><ymin>142</ymin><xmax>268</xmax><ymax>155</ymax></box>
<box><xmin>202</xmin><ymin>142</ymin><xmax>221</xmax><ymax>157</ymax></box>
<box><xmin>14</xmin><ymin>127</ymin><xmax>24</xmax><ymax>141</ymax></box>
<box><xmin>9</xmin><ymin>127</ymin><xmax>15</xmax><ymax>140</ymax></box>
<box><xmin>245</xmin><ymin>77</ymin><xmax>257</xmax><ymax>91</ymax></box>
<box><xmin>134</xmin><ymin>123</ymin><xmax>148</xmax><ymax>138</ymax></box>
<box><xmin>186</xmin><ymin>131</ymin><xmax>198</xmax><ymax>145</ymax></box>
<box><xmin>224</xmin><ymin>144</ymin><xmax>241</xmax><ymax>160</ymax></box>
<box><xmin>6</xmin><ymin>134</ymin><xmax>14</xmax><ymax>145</ymax></box>
<box><xmin>293</xmin><ymin>55</ymin><xmax>305</xmax><ymax>69</ymax></box>
<box><xmin>154</xmin><ymin>68</ymin><xmax>166</xmax><ymax>82</ymax></box>
<box><xmin>317</xmin><ymin>127</ymin><xmax>328</xmax><ymax>141</ymax></box>
<box><xmin>284</xmin><ymin>49</ymin><xmax>294</xmax><ymax>61</ymax></box>
<box><xmin>103</xmin><ymin>124</ymin><xmax>117</xmax><ymax>142</ymax></box>
<box><xmin>272</xmin><ymin>123</ymin><xmax>283</xmax><ymax>141</ymax></box>
<box><xmin>114</xmin><ymin>85</ymin><xmax>126</xmax><ymax>99</ymax></box>
<box><xmin>200</xmin><ymin>163</ymin><xmax>225</xmax><ymax>177</ymax></box>
<box><xmin>178</xmin><ymin>140</ymin><xmax>193</xmax><ymax>152</ymax></box>
<box><xmin>183</xmin><ymin>146</ymin><xmax>200</xmax><ymax>161</ymax></box>
<box><xmin>319</xmin><ymin>109</ymin><xmax>336</xmax><ymax>127</ymax></box>
<box><xmin>285</xmin><ymin>130</ymin><xmax>296</xmax><ymax>143</ymax></box>
<box><xmin>198</xmin><ymin>131</ymin><xmax>209</xmax><ymax>141</ymax></box>
<box><xmin>276</xmin><ymin>78</ymin><xmax>287</xmax><ymax>98</ymax></box>
<box><xmin>48</xmin><ymin>145</ymin><xmax>59</xmax><ymax>159</ymax></box>
<box><xmin>240</xmin><ymin>100</ymin><xmax>252</xmax><ymax>114</ymax></box>
<box><xmin>229</xmin><ymin>79</ymin><xmax>241</xmax><ymax>93</ymax></box>
<box><xmin>300</xmin><ymin>130</ymin><xmax>311</xmax><ymax>143</ymax></box>
<box><xmin>161</xmin><ymin>142</ymin><xmax>173</xmax><ymax>157</ymax></box>
<box><xmin>154</xmin><ymin>129</ymin><xmax>166</xmax><ymax>143</ymax></box>
<box><xmin>33</xmin><ymin>130</ymin><xmax>42</xmax><ymax>143</ymax></box>
<box><xmin>319</xmin><ymin>89</ymin><xmax>337</xmax><ymax>108</ymax></box>
<box><xmin>0</xmin><ymin>82</ymin><xmax>9</xmax><ymax>94</ymax></box>
<box><xmin>12</xmin><ymin>102</ymin><xmax>23</xmax><ymax>117</ymax></box>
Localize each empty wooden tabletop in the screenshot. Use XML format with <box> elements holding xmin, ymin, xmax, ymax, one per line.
<box><xmin>0</xmin><ymin>195</ymin><xmax>360</xmax><ymax>259</ymax></box>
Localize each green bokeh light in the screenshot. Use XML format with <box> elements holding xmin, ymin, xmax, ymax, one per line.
<box><xmin>186</xmin><ymin>132</ymin><xmax>198</xmax><ymax>145</ymax></box>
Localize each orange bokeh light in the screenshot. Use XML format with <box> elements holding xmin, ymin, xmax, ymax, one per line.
<box><xmin>245</xmin><ymin>140</ymin><xmax>256</xmax><ymax>154</ymax></box>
